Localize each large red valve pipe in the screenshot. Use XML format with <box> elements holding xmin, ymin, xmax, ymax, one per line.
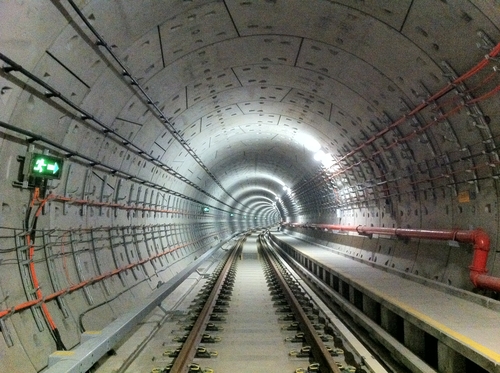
<box><xmin>281</xmin><ymin>223</ymin><xmax>500</xmax><ymax>293</ymax></box>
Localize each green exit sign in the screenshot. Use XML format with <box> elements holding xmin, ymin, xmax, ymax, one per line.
<box><xmin>29</xmin><ymin>154</ymin><xmax>63</xmax><ymax>179</ymax></box>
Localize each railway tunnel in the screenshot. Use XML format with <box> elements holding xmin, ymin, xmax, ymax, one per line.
<box><xmin>1</xmin><ymin>1</ymin><xmax>500</xmax><ymax>372</ymax></box>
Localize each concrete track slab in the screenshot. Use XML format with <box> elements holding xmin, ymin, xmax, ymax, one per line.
<box><xmin>274</xmin><ymin>233</ymin><xmax>500</xmax><ymax>371</ymax></box>
<box><xmin>92</xmin><ymin>248</ymin><xmax>229</xmax><ymax>373</ymax></box>
<box><xmin>207</xmin><ymin>235</ymin><xmax>302</xmax><ymax>373</ymax></box>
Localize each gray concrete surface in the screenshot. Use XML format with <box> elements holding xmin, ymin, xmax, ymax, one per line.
<box><xmin>275</xmin><ymin>233</ymin><xmax>500</xmax><ymax>373</ymax></box>
<box><xmin>206</xmin><ymin>235</ymin><xmax>303</xmax><ymax>373</ymax></box>
<box><xmin>2</xmin><ymin>2</ymin><xmax>500</xmax><ymax>372</ymax></box>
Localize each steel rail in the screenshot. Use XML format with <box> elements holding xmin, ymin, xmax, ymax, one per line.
<box><xmin>43</xmin><ymin>242</ymin><xmax>226</xmax><ymax>373</ymax></box>
<box><xmin>273</xmin><ymin>246</ymin><xmax>390</xmax><ymax>373</ymax></box>
<box><xmin>169</xmin><ymin>238</ymin><xmax>244</xmax><ymax>372</ymax></box>
<box><xmin>267</xmin><ymin>234</ymin><xmax>432</xmax><ymax>373</ymax></box>
<box><xmin>259</xmin><ymin>236</ymin><xmax>341</xmax><ymax>373</ymax></box>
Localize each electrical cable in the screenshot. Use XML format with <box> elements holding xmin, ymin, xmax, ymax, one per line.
<box><xmin>318</xmin><ymin>133</ymin><xmax>500</xmax><ymax>204</ymax></box>
<box><xmin>63</xmin><ymin>0</ymin><xmax>242</xmax><ymax>208</ymax></box>
<box><xmin>23</xmin><ymin>187</ymin><xmax>67</xmax><ymax>350</ymax></box>
<box><xmin>59</xmin><ymin>232</ymin><xmax>74</xmax><ymax>287</ymax></box>
<box><xmin>0</xmin><ymin>225</ymin><xmax>218</xmax><ymax>321</ymax></box>
<box><xmin>293</xmin><ymin>41</ymin><xmax>500</xmax><ymax>199</ymax></box>
<box><xmin>295</xmin><ymin>74</ymin><xmax>500</xmax><ymax>206</ymax></box>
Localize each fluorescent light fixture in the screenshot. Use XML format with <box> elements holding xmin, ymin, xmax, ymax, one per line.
<box><xmin>302</xmin><ymin>135</ymin><xmax>321</xmax><ymax>152</ymax></box>
<box><xmin>321</xmin><ymin>155</ymin><xmax>335</xmax><ymax>168</ymax></box>
<box><xmin>314</xmin><ymin>150</ymin><xmax>325</xmax><ymax>161</ymax></box>
<box><xmin>314</xmin><ymin>151</ymin><xmax>335</xmax><ymax>168</ymax></box>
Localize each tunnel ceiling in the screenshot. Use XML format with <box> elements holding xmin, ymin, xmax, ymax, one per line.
<box><xmin>1</xmin><ymin>0</ymin><xmax>500</xmax><ymax>220</ymax></box>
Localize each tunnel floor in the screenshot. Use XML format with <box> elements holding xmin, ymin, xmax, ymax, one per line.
<box><xmin>93</xmin><ymin>235</ymin><xmax>314</xmax><ymax>373</ymax></box>
<box><xmin>84</xmin><ymin>231</ymin><xmax>500</xmax><ymax>372</ymax></box>
<box><xmin>204</xmin><ymin>235</ymin><xmax>300</xmax><ymax>372</ymax></box>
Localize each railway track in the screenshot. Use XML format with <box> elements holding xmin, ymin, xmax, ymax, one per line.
<box><xmin>147</xmin><ymin>233</ymin><xmax>370</xmax><ymax>373</ymax></box>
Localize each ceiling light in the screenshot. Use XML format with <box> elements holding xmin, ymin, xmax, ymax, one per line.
<box><xmin>314</xmin><ymin>150</ymin><xmax>325</xmax><ymax>161</ymax></box>
<box><xmin>302</xmin><ymin>135</ymin><xmax>321</xmax><ymax>152</ymax></box>
<box><xmin>322</xmin><ymin>156</ymin><xmax>335</xmax><ymax>168</ymax></box>
<box><xmin>314</xmin><ymin>151</ymin><xmax>335</xmax><ymax>168</ymax></box>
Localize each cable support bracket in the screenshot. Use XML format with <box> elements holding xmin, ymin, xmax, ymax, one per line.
<box><xmin>64</xmin><ymin>0</ymin><xmax>243</xmax><ymax>207</ymax></box>
<box><xmin>476</xmin><ymin>30</ymin><xmax>497</xmax><ymax>51</ymax></box>
<box><xmin>0</xmin><ymin>51</ymin><xmax>236</xmax><ymax>207</ymax></box>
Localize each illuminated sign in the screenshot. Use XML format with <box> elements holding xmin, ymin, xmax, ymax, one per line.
<box><xmin>30</xmin><ymin>154</ymin><xmax>63</xmax><ymax>179</ymax></box>
<box><xmin>202</xmin><ymin>207</ymin><xmax>210</xmax><ymax>213</ymax></box>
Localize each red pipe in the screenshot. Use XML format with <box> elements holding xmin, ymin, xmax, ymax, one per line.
<box><xmin>0</xmin><ymin>230</ymin><xmax>226</xmax><ymax>320</ymax></box>
<box><xmin>281</xmin><ymin>223</ymin><xmax>500</xmax><ymax>293</ymax></box>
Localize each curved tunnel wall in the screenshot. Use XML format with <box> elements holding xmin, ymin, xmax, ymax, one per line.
<box><xmin>1</xmin><ymin>1</ymin><xmax>500</xmax><ymax>372</ymax></box>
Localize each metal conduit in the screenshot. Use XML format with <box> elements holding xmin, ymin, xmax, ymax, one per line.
<box><xmin>0</xmin><ymin>231</ymin><xmax>220</xmax><ymax>320</ymax></box>
<box><xmin>325</xmin><ymin>89</ymin><xmax>500</xmax><ymax>179</ymax></box>
<box><xmin>0</xmin><ymin>54</ymin><xmax>241</xmax><ymax>213</ymax></box>
<box><xmin>64</xmin><ymin>0</ymin><xmax>242</xmax><ymax>208</ymax></box>
<box><xmin>292</xmin><ymin>40</ymin><xmax>500</xmax><ymax>199</ymax></box>
<box><xmin>282</xmin><ymin>222</ymin><xmax>500</xmax><ymax>293</ymax></box>
<box><xmin>0</xmin><ymin>119</ymin><xmax>234</xmax><ymax>215</ymax></box>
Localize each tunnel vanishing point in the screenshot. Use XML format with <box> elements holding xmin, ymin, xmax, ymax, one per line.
<box><xmin>1</xmin><ymin>1</ymin><xmax>500</xmax><ymax>373</ymax></box>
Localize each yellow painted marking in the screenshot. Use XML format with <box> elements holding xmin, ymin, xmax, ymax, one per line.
<box><xmin>458</xmin><ymin>190</ymin><xmax>470</xmax><ymax>203</ymax></box>
<box><xmin>52</xmin><ymin>351</ymin><xmax>75</xmax><ymax>356</ymax></box>
<box><xmin>358</xmin><ymin>280</ymin><xmax>500</xmax><ymax>363</ymax></box>
<box><xmin>286</xmin><ymin>239</ymin><xmax>500</xmax><ymax>363</ymax></box>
